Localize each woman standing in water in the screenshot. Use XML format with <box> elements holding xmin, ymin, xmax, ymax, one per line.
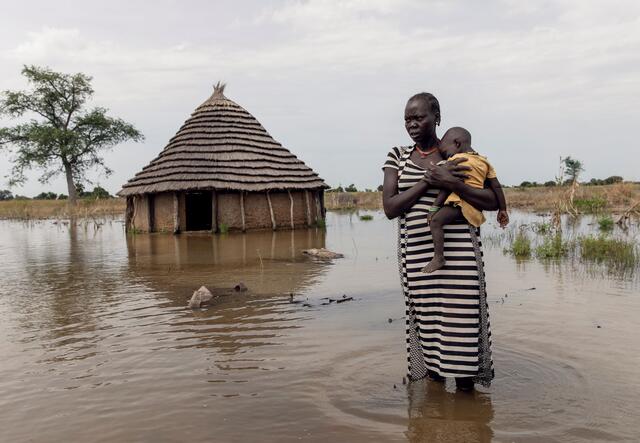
<box><xmin>382</xmin><ymin>93</ymin><xmax>497</xmax><ymax>390</ymax></box>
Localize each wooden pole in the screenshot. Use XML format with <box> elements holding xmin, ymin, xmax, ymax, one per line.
<box><xmin>319</xmin><ymin>189</ymin><xmax>326</xmax><ymax>218</ymax></box>
<box><xmin>147</xmin><ymin>194</ymin><xmax>154</xmax><ymax>233</ymax></box>
<box><xmin>266</xmin><ymin>192</ymin><xmax>276</xmax><ymax>230</ymax></box>
<box><xmin>173</xmin><ymin>192</ymin><xmax>180</xmax><ymax>234</ymax></box>
<box><xmin>125</xmin><ymin>196</ymin><xmax>133</xmax><ymax>232</ymax></box>
<box><xmin>131</xmin><ymin>196</ymin><xmax>139</xmax><ymax>232</ymax></box>
<box><xmin>240</xmin><ymin>191</ymin><xmax>246</xmax><ymax>232</ymax></box>
<box><xmin>304</xmin><ymin>190</ymin><xmax>312</xmax><ymax>226</ymax></box>
<box><xmin>287</xmin><ymin>190</ymin><xmax>294</xmax><ymax>229</ymax></box>
<box><xmin>211</xmin><ymin>190</ymin><xmax>218</xmax><ymax>233</ymax></box>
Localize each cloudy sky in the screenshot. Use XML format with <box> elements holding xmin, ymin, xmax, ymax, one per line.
<box><xmin>1</xmin><ymin>0</ymin><xmax>639</xmax><ymax>196</ymax></box>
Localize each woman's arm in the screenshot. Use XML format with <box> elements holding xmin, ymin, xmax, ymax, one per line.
<box><xmin>426</xmin><ymin>160</ymin><xmax>498</xmax><ymax>211</ymax></box>
<box><xmin>382</xmin><ymin>168</ymin><xmax>430</xmax><ymax>219</ymax></box>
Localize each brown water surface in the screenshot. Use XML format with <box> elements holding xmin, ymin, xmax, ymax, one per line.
<box><xmin>0</xmin><ymin>211</ymin><xmax>638</xmax><ymax>442</ymax></box>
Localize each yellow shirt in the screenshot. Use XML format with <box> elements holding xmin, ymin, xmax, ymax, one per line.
<box><xmin>444</xmin><ymin>152</ymin><xmax>497</xmax><ymax>227</ymax></box>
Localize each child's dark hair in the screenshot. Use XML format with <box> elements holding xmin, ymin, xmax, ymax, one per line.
<box><xmin>408</xmin><ymin>92</ymin><xmax>441</xmax><ymax>125</ymax></box>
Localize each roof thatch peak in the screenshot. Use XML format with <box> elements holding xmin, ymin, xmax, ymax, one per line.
<box><xmin>198</xmin><ymin>81</ymin><xmax>235</xmax><ymax>109</ymax></box>
<box><xmin>211</xmin><ymin>81</ymin><xmax>226</xmax><ymax>99</ymax></box>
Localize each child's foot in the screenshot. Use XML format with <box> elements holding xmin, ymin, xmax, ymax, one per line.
<box><xmin>422</xmin><ymin>256</ymin><xmax>446</xmax><ymax>273</ymax></box>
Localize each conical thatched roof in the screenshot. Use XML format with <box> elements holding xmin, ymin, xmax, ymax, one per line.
<box><xmin>119</xmin><ymin>83</ymin><xmax>327</xmax><ymax>196</ymax></box>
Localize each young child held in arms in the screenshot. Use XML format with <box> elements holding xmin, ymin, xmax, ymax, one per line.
<box><xmin>422</xmin><ymin>127</ymin><xmax>509</xmax><ymax>273</ymax></box>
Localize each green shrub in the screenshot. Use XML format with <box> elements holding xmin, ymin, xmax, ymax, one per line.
<box><xmin>345</xmin><ymin>184</ymin><xmax>358</xmax><ymax>192</ymax></box>
<box><xmin>218</xmin><ymin>223</ymin><xmax>229</xmax><ymax>234</ymax></box>
<box><xmin>315</xmin><ymin>218</ymin><xmax>326</xmax><ymax>228</ymax></box>
<box><xmin>34</xmin><ymin>192</ymin><xmax>58</xmax><ymax>200</ymax></box>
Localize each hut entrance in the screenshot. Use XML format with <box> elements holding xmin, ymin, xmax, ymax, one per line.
<box><xmin>185</xmin><ymin>191</ymin><xmax>212</xmax><ymax>231</ymax></box>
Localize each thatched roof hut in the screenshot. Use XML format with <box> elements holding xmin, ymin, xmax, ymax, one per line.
<box><xmin>119</xmin><ymin>83</ymin><xmax>327</xmax><ymax>233</ymax></box>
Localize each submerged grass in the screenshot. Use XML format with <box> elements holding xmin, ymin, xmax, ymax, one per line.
<box><xmin>579</xmin><ymin>235</ymin><xmax>637</xmax><ymax>268</ymax></box>
<box><xmin>597</xmin><ymin>215</ymin><xmax>614</xmax><ymax>232</ymax></box>
<box><xmin>500</xmin><ymin>215</ymin><xmax>639</xmax><ymax>273</ymax></box>
<box><xmin>359</xmin><ymin>214</ymin><xmax>374</xmax><ymax>221</ymax></box>
<box><xmin>506</xmin><ymin>231</ymin><xmax>532</xmax><ymax>258</ymax></box>
<box><xmin>573</xmin><ymin>197</ymin><xmax>607</xmax><ymax>213</ymax></box>
<box><xmin>535</xmin><ymin>232</ymin><xmax>571</xmax><ymax>259</ymax></box>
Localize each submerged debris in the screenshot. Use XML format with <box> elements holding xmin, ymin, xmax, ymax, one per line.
<box><xmin>188</xmin><ymin>285</ymin><xmax>215</xmax><ymax>309</ymax></box>
<box><xmin>302</xmin><ymin>248</ymin><xmax>344</xmax><ymax>259</ymax></box>
<box><xmin>234</xmin><ymin>282</ymin><xmax>248</xmax><ymax>292</ymax></box>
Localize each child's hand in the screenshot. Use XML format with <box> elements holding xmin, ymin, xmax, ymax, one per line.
<box><xmin>497</xmin><ymin>210</ymin><xmax>509</xmax><ymax>228</ymax></box>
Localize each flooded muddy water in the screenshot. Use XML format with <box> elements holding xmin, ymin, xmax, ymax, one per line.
<box><xmin>0</xmin><ymin>211</ymin><xmax>638</xmax><ymax>442</ymax></box>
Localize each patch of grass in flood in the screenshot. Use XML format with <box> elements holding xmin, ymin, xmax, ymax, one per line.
<box><xmin>532</xmin><ymin>221</ymin><xmax>552</xmax><ymax>235</ymax></box>
<box><xmin>573</xmin><ymin>197</ymin><xmax>607</xmax><ymax>213</ymax></box>
<box><xmin>579</xmin><ymin>235</ymin><xmax>637</xmax><ymax>268</ymax></box>
<box><xmin>506</xmin><ymin>231</ymin><xmax>532</xmax><ymax>258</ymax></box>
<box><xmin>535</xmin><ymin>232</ymin><xmax>571</xmax><ymax>259</ymax></box>
<box><xmin>359</xmin><ymin>214</ymin><xmax>373</xmax><ymax>221</ymax></box>
<box><xmin>0</xmin><ymin>198</ymin><xmax>124</xmax><ymax>220</ymax></box>
<box><xmin>597</xmin><ymin>215</ymin><xmax>614</xmax><ymax>232</ymax></box>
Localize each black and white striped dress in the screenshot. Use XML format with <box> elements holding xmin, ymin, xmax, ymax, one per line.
<box><xmin>383</xmin><ymin>146</ymin><xmax>494</xmax><ymax>386</ymax></box>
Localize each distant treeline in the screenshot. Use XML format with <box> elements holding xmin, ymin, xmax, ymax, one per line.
<box><xmin>0</xmin><ymin>185</ymin><xmax>113</xmax><ymax>201</ymax></box>
<box><xmin>327</xmin><ymin>184</ymin><xmax>384</xmax><ymax>193</ymax></box>
<box><xmin>515</xmin><ymin>176</ymin><xmax>627</xmax><ymax>188</ymax></box>
<box><xmin>326</xmin><ymin>176</ymin><xmax>632</xmax><ymax>193</ymax></box>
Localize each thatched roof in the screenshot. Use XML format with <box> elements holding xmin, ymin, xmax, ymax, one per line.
<box><xmin>119</xmin><ymin>83</ymin><xmax>327</xmax><ymax>196</ymax></box>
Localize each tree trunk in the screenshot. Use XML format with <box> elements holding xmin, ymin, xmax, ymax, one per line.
<box><xmin>63</xmin><ymin>161</ymin><xmax>77</xmax><ymax>204</ymax></box>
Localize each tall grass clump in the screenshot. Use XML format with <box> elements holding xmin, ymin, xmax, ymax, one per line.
<box><xmin>579</xmin><ymin>235</ymin><xmax>637</xmax><ymax>268</ymax></box>
<box><xmin>597</xmin><ymin>215</ymin><xmax>614</xmax><ymax>232</ymax></box>
<box><xmin>359</xmin><ymin>214</ymin><xmax>373</xmax><ymax>221</ymax></box>
<box><xmin>0</xmin><ymin>198</ymin><xmax>124</xmax><ymax>220</ymax></box>
<box><xmin>535</xmin><ymin>232</ymin><xmax>571</xmax><ymax>259</ymax></box>
<box><xmin>573</xmin><ymin>197</ymin><xmax>607</xmax><ymax>213</ymax></box>
<box><xmin>506</xmin><ymin>231</ymin><xmax>532</xmax><ymax>258</ymax></box>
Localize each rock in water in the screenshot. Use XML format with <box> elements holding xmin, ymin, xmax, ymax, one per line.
<box><xmin>188</xmin><ymin>285</ymin><xmax>214</xmax><ymax>309</ymax></box>
<box><xmin>302</xmin><ymin>248</ymin><xmax>344</xmax><ymax>259</ymax></box>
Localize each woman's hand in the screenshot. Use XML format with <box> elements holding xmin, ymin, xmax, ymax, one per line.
<box><xmin>425</xmin><ymin>157</ymin><xmax>470</xmax><ymax>190</ymax></box>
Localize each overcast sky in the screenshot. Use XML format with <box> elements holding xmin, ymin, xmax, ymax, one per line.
<box><xmin>1</xmin><ymin>0</ymin><xmax>639</xmax><ymax>196</ymax></box>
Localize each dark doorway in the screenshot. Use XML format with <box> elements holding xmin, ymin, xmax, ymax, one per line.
<box><xmin>185</xmin><ymin>191</ymin><xmax>212</xmax><ymax>231</ymax></box>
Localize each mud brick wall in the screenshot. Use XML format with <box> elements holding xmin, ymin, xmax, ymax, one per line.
<box><xmin>217</xmin><ymin>192</ymin><xmax>243</xmax><ymax>231</ymax></box>
<box><xmin>131</xmin><ymin>195</ymin><xmax>150</xmax><ymax>232</ymax></box>
<box><xmin>152</xmin><ymin>192</ymin><xmax>175</xmax><ymax>233</ymax></box>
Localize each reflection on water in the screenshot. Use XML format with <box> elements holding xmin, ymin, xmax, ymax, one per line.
<box><xmin>126</xmin><ymin>227</ymin><xmax>329</xmax><ymax>300</ymax></box>
<box><xmin>0</xmin><ymin>211</ymin><xmax>639</xmax><ymax>442</ymax></box>
<box><xmin>406</xmin><ymin>381</ymin><xmax>493</xmax><ymax>443</ymax></box>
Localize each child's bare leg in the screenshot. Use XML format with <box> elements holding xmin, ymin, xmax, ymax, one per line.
<box><xmin>422</xmin><ymin>205</ymin><xmax>462</xmax><ymax>273</ymax></box>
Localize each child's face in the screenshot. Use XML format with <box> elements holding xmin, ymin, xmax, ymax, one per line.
<box><xmin>439</xmin><ymin>136</ymin><xmax>460</xmax><ymax>159</ymax></box>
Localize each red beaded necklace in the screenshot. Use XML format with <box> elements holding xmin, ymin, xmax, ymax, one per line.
<box><xmin>414</xmin><ymin>145</ymin><xmax>438</xmax><ymax>158</ymax></box>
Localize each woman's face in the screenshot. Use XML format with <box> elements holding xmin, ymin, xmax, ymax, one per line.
<box><xmin>404</xmin><ymin>98</ymin><xmax>438</xmax><ymax>144</ymax></box>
